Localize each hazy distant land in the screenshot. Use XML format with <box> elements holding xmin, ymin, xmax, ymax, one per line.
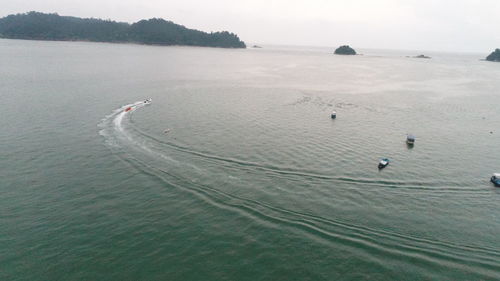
<box><xmin>0</xmin><ymin>11</ymin><xmax>246</xmax><ymax>48</ymax></box>
<box><xmin>414</xmin><ymin>54</ymin><xmax>431</xmax><ymax>59</ymax></box>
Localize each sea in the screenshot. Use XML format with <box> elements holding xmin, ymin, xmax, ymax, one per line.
<box><xmin>1</xmin><ymin>38</ymin><xmax>499</xmax><ymax>280</ymax></box>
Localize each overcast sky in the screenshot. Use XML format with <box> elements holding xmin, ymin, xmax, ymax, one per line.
<box><xmin>1</xmin><ymin>0</ymin><xmax>499</xmax><ymax>52</ymax></box>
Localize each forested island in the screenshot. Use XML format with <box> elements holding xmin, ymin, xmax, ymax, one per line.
<box><xmin>0</xmin><ymin>11</ymin><xmax>246</xmax><ymax>48</ymax></box>
<box><xmin>486</xmin><ymin>49</ymin><xmax>500</xmax><ymax>62</ymax></box>
<box><xmin>334</xmin><ymin>45</ymin><xmax>356</xmax><ymax>55</ymax></box>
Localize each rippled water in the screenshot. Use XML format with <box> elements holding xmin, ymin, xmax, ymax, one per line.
<box><xmin>1</xmin><ymin>39</ymin><xmax>500</xmax><ymax>280</ymax></box>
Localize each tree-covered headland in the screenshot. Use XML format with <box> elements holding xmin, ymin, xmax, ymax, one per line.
<box><xmin>0</xmin><ymin>12</ymin><xmax>246</xmax><ymax>48</ymax></box>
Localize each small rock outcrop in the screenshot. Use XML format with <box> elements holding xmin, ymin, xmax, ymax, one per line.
<box><xmin>486</xmin><ymin>49</ymin><xmax>500</xmax><ymax>62</ymax></box>
<box><xmin>334</xmin><ymin>45</ymin><xmax>356</xmax><ymax>55</ymax></box>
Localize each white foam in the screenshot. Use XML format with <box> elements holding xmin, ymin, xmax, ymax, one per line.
<box><xmin>98</xmin><ymin>100</ymin><xmax>179</xmax><ymax>164</ymax></box>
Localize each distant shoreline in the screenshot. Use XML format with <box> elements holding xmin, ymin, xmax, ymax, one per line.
<box><xmin>0</xmin><ymin>37</ymin><xmax>248</xmax><ymax>50</ymax></box>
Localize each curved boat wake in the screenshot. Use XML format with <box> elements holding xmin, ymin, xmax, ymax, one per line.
<box><xmin>98</xmin><ymin>101</ymin><xmax>500</xmax><ymax>279</ymax></box>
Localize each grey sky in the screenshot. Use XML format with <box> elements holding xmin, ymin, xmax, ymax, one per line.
<box><xmin>1</xmin><ymin>0</ymin><xmax>499</xmax><ymax>52</ymax></box>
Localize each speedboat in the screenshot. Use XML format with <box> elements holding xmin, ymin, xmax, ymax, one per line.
<box><xmin>491</xmin><ymin>173</ymin><xmax>500</xmax><ymax>187</ymax></box>
<box><xmin>144</xmin><ymin>98</ymin><xmax>152</xmax><ymax>104</ymax></box>
<box><xmin>331</xmin><ymin>111</ymin><xmax>337</xmax><ymax>119</ymax></box>
<box><xmin>378</xmin><ymin>158</ymin><xmax>390</xmax><ymax>169</ymax></box>
<box><xmin>406</xmin><ymin>134</ymin><xmax>415</xmax><ymax>145</ymax></box>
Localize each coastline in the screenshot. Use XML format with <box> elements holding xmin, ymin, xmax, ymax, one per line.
<box><xmin>0</xmin><ymin>37</ymin><xmax>248</xmax><ymax>49</ymax></box>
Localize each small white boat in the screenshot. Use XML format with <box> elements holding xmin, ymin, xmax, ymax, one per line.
<box><xmin>378</xmin><ymin>158</ymin><xmax>390</xmax><ymax>169</ymax></box>
<box><xmin>491</xmin><ymin>173</ymin><xmax>500</xmax><ymax>187</ymax></box>
<box><xmin>144</xmin><ymin>98</ymin><xmax>152</xmax><ymax>104</ymax></box>
<box><xmin>407</xmin><ymin>134</ymin><xmax>415</xmax><ymax>145</ymax></box>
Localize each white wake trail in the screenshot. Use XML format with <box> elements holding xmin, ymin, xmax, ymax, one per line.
<box><xmin>99</xmin><ymin>100</ymin><xmax>179</xmax><ymax>164</ymax></box>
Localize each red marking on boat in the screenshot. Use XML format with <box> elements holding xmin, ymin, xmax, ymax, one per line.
<box><xmin>125</xmin><ymin>107</ymin><xmax>132</xmax><ymax>112</ymax></box>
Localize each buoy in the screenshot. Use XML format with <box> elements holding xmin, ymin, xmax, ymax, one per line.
<box><xmin>125</xmin><ymin>107</ymin><xmax>132</xmax><ymax>112</ymax></box>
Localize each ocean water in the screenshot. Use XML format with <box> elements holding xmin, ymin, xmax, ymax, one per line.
<box><xmin>1</xmin><ymin>39</ymin><xmax>500</xmax><ymax>280</ymax></box>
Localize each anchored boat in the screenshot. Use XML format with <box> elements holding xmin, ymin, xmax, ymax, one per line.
<box><xmin>491</xmin><ymin>173</ymin><xmax>500</xmax><ymax>187</ymax></box>
<box><xmin>378</xmin><ymin>158</ymin><xmax>390</xmax><ymax>169</ymax></box>
<box><xmin>407</xmin><ymin>134</ymin><xmax>416</xmax><ymax>145</ymax></box>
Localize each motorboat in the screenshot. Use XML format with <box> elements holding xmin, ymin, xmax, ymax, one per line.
<box><xmin>491</xmin><ymin>173</ymin><xmax>500</xmax><ymax>187</ymax></box>
<box><xmin>144</xmin><ymin>98</ymin><xmax>152</xmax><ymax>104</ymax></box>
<box><xmin>378</xmin><ymin>158</ymin><xmax>390</xmax><ymax>169</ymax></box>
<box><xmin>406</xmin><ymin>134</ymin><xmax>415</xmax><ymax>145</ymax></box>
<box><xmin>331</xmin><ymin>111</ymin><xmax>337</xmax><ymax>119</ymax></box>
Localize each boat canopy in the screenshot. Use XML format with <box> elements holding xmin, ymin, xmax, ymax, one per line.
<box><xmin>493</xmin><ymin>173</ymin><xmax>500</xmax><ymax>178</ymax></box>
<box><xmin>407</xmin><ymin>135</ymin><xmax>416</xmax><ymax>140</ymax></box>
